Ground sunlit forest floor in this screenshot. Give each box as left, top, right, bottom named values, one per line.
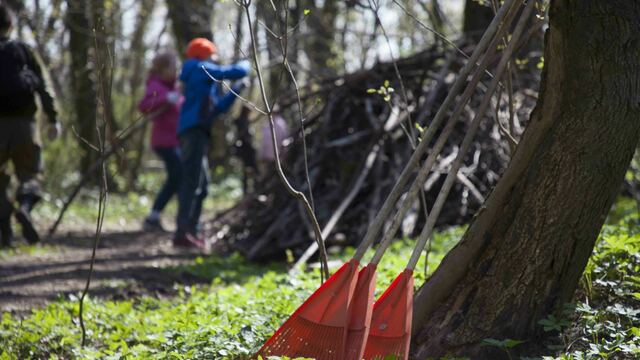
left=0, top=196, right=638, bottom=359
left=0, top=176, right=242, bottom=312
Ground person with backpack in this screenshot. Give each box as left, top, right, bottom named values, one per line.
left=174, top=38, right=250, bottom=249
left=0, top=4, right=59, bottom=247
left=138, top=52, right=182, bottom=232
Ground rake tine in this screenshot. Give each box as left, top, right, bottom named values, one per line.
left=254, top=259, right=359, bottom=359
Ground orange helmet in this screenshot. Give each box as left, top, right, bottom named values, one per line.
left=186, top=38, right=217, bottom=60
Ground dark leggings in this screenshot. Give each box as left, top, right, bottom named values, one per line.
left=152, top=146, right=182, bottom=212
left=176, top=128, right=209, bottom=235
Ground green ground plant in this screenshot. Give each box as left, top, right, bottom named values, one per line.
left=0, top=200, right=637, bottom=359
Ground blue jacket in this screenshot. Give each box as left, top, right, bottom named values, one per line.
left=178, top=59, right=250, bottom=134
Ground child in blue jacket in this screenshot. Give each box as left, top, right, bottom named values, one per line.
left=174, top=38, right=250, bottom=248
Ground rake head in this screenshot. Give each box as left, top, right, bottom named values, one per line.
left=344, top=263, right=377, bottom=360
left=363, top=269, right=414, bottom=360
left=255, top=259, right=360, bottom=360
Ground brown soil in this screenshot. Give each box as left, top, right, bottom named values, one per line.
left=0, top=229, right=209, bottom=313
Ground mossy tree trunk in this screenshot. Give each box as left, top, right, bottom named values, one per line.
left=411, top=1, right=640, bottom=358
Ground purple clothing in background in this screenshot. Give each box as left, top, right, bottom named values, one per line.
left=138, top=74, right=181, bottom=148
left=259, top=114, right=290, bottom=161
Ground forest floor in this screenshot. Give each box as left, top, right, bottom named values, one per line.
left=0, top=194, right=638, bottom=359
left=0, top=228, right=208, bottom=313
left=0, top=181, right=241, bottom=313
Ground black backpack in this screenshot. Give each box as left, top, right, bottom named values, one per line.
left=0, top=39, right=41, bottom=111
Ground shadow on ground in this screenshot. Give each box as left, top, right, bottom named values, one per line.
left=0, top=230, right=209, bottom=312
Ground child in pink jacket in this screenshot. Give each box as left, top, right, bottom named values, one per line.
left=138, top=52, right=182, bottom=231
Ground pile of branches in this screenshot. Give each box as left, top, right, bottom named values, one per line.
left=212, top=44, right=540, bottom=261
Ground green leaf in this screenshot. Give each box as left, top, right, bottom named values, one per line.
left=303, top=9, right=311, bottom=16
left=482, top=338, right=507, bottom=348
left=504, top=339, right=526, bottom=348
left=482, top=338, right=525, bottom=349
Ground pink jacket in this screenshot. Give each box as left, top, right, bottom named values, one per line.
left=138, top=74, right=181, bottom=148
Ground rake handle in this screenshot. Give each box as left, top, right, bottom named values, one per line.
left=406, top=0, right=537, bottom=271
left=368, top=0, right=524, bottom=266
left=352, top=0, right=519, bottom=263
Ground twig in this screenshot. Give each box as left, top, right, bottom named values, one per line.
left=79, top=28, right=111, bottom=347
left=392, top=0, right=501, bottom=83
left=404, top=0, right=535, bottom=270
left=456, top=172, right=485, bottom=204
left=352, top=0, right=521, bottom=262
left=274, top=1, right=317, bottom=213
left=369, top=0, right=431, bottom=262
left=241, top=0, right=329, bottom=281
left=412, top=2, right=538, bottom=329
left=291, top=142, right=381, bottom=271
left=47, top=108, right=164, bottom=237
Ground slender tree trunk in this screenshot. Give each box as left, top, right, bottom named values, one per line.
left=90, top=0, right=120, bottom=165
left=125, top=0, right=157, bottom=189
left=411, top=1, right=640, bottom=358
left=301, top=0, right=339, bottom=77
left=257, top=0, right=285, bottom=100
left=166, top=0, right=215, bottom=57
left=232, top=3, right=244, bottom=62
left=463, top=0, right=494, bottom=41
left=20, top=0, right=65, bottom=100
left=256, top=0, right=299, bottom=102
left=65, top=0, right=98, bottom=173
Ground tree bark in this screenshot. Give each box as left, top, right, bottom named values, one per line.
left=411, top=1, right=640, bottom=358
left=256, top=0, right=301, bottom=102
left=463, top=0, right=494, bottom=41
left=301, top=0, right=339, bottom=77
left=166, top=0, right=215, bottom=57
left=65, top=0, right=98, bottom=173
left=90, top=0, right=120, bottom=164
left=125, top=0, right=157, bottom=189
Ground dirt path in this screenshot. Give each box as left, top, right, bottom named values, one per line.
left=0, top=230, right=208, bottom=313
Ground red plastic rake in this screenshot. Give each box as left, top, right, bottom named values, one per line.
left=364, top=269, right=414, bottom=360
left=255, top=259, right=359, bottom=359
left=344, top=263, right=377, bottom=360
left=254, top=1, right=522, bottom=356
left=360, top=1, right=532, bottom=357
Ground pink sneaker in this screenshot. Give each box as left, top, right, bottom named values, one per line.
left=186, top=232, right=206, bottom=248
left=173, top=232, right=205, bottom=249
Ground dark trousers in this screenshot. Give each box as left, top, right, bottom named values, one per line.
left=176, top=128, right=209, bottom=235
left=0, top=118, right=41, bottom=221
left=152, top=146, right=182, bottom=212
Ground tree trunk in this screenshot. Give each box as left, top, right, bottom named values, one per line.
left=90, top=0, right=120, bottom=166
left=257, top=0, right=293, bottom=101
left=301, top=0, right=339, bottom=77
left=411, top=1, right=640, bottom=358
left=463, top=0, right=494, bottom=41
left=125, top=0, right=157, bottom=189
left=65, top=0, right=98, bottom=173
left=166, top=0, right=215, bottom=57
